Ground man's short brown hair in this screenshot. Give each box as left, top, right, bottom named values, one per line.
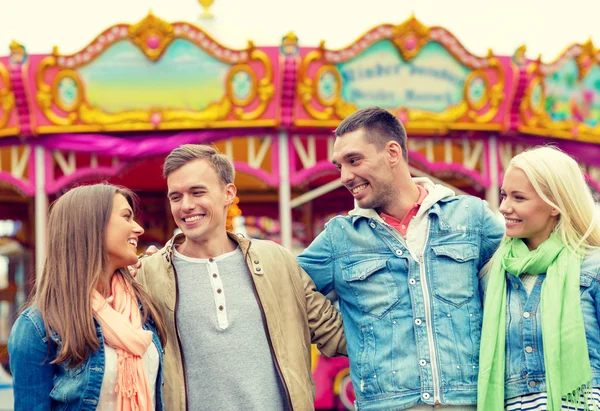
left=163, top=144, right=235, bottom=185
left=335, top=106, right=408, bottom=161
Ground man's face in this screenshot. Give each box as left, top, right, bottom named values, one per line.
left=332, top=128, right=395, bottom=210
left=167, top=159, right=235, bottom=245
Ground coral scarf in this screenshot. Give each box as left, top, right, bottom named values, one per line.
left=92, top=273, right=154, bottom=411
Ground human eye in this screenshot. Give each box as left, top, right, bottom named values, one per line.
left=169, top=195, right=181, bottom=202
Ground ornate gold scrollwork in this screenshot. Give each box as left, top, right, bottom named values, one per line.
left=128, top=12, right=174, bottom=61
left=465, top=58, right=505, bottom=123
left=230, top=49, right=275, bottom=121
left=0, top=62, right=15, bottom=130
left=297, top=49, right=334, bottom=120
left=576, top=39, right=597, bottom=80
left=51, top=70, right=84, bottom=113
left=37, top=57, right=78, bottom=126
left=226, top=64, right=258, bottom=107
left=391, top=14, right=431, bottom=62
left=313, top=65, right=342, bottom=107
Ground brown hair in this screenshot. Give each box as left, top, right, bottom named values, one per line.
left=163, top=144, right=235, bottom=185
left=33, top=183, right=166, bottom=367
left=335, top=106, right=408, bottom=161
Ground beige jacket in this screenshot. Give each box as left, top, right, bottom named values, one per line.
left=136, top=232, right=347, bottom=411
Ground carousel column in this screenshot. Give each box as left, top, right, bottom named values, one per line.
left=278, top=130, right=293, bottom=250
left=34, top=146, right=48, bottom=281
left=486, top=136, right=499, bottom=214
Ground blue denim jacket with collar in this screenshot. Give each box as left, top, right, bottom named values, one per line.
left=8, top=305, right=165, bottom=411
left=496, top=251, right=600, bottom=399
left=298, top=186, right=504, bottom=410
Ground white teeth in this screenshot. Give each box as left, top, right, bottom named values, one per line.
left=128, top=239, right=137, bottom=247
left=505, top=219, right=521, bottom=224
left=351, top=184, right=368, bottom=194
left=184, top=215, right=203, bottom=222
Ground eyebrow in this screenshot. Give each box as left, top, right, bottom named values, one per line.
left=331, top=151, right=364, bottom=165
left=167, top=185, right=208, bottom=198
left=500, top=189, right=526, bottom=195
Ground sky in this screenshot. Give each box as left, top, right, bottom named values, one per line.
left=2, top=0, right=600, bottom=59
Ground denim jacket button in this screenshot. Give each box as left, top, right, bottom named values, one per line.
left=523, top=312, right=530, bottom=318
left=415, top=319, right=422, bottom=325
left=419, top=359, right=427, bottom=366
left=408, top=278, right=416, bottom=285
left=395, top=250, right=403, bottom=256
left=529, top=380, right=537, bottom=388
left=369, top=222, right=376, bottom=229
left=422, top=393, right=431, bottom=400
left=525, top=346, right=533, bottom=353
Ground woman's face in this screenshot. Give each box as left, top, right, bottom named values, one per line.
left=499, top=167, right=559, bottom=250
left=105, top=194, right=144, bottom=271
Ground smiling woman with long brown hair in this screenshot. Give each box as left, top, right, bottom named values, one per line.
left=8, top=183, right=167, bottom=410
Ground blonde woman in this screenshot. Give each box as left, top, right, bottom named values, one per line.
left=8, top=184, right=167, bottom=410
left=477, top=146, right=600, bottom=410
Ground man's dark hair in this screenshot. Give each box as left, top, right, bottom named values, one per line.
left=335, top=106, right=408, bottom=161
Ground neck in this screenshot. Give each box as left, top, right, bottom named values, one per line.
left=178, top=230, right=237, bottom=259
left=377, top=175, right=420, bottom=220
left=96, top=270, right=116, bottom=298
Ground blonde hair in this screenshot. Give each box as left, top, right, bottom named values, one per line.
left=508, top=145, right=600, bottom=253
left=33, top=183, right=166, bottom=367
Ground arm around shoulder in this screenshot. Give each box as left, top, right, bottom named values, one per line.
left=480, top=200, right=504, bottom=267
left=297, top=226, right=337, bottom=295
left=8, top=311, right=56, bottom=410
left=282, top=246, right=346, bottom=358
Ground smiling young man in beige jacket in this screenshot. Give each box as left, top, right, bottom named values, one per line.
left=136, top=144, right=346, bottom=411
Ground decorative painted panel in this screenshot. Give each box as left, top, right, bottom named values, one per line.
left=294, top=16, right=515, bottom=132
left=519, top=40, right=600, bottom=143
left=30, top=13, right=280, bottom=134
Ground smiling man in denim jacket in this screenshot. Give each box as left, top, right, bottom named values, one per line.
left=297, top=106, right=504, bottom=411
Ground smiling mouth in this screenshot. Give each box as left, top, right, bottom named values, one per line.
left=350, top=183, right=369, bottom=195
left=127, top=239, right=137, bottom=247
left=183, top=215, right=205, bottom=223
left=505, top=218, right=522, bottom=224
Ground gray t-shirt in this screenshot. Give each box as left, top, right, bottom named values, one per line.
left=173, top=246, right=288, bottom=411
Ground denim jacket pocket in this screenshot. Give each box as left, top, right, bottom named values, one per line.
left=342, top=258, right=400, bottom=319
left=49, top=362, right=86, bottom=405
left=430, top=243, right=478, bottom=307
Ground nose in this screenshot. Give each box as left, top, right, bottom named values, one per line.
left=498, top=197, right=511, bottom=215
left=133, top=220, right=145, bottom=236
left=340, top=166, right=355, bottom=185
left=181, top=194, right=195, bottom=211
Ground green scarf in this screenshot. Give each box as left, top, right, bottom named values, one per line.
left=477, top=233, right=591, bottom=411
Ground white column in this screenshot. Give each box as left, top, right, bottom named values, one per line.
left=485, top=136, right=500, bottom=214
left=34, top=146, right=48, bottom=281
left=278, top=131, right=292, bottom=250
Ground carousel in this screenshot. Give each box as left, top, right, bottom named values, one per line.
left=0, top=10, right=599, bottom=409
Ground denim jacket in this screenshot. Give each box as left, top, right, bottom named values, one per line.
left=497, top=251, right=600, bottom=399
left=8, top=306, right=165, bottom=411
left=298, top=182, right=504, bottom=410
